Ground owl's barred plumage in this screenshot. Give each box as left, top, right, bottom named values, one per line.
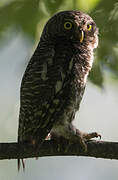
left=18, top=10, right=100, bottom=170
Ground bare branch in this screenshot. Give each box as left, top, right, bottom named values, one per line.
left=0, top=139, right=118, bottom=160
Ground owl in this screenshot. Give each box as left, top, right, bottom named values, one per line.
left=17, top=10, right=100, bottom=170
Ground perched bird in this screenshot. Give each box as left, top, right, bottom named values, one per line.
left=18, top=10, right=100, bottom=170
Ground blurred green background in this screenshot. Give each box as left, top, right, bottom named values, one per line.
left=0, top=0, right=118, bottom=179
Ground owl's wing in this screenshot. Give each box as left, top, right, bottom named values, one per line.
left=18, top=43, right=73, bottom=144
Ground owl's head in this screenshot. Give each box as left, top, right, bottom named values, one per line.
left=41, top=10, right=98, bottom=49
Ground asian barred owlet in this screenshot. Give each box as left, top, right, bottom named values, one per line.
left=18, top=10, right=100, bottom=169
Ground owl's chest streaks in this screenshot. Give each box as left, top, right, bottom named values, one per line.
left=21, top=41, right=75, bottom=99
left=19, top=40, right=88, bottom=141
left=21, top=41, right=88, bottom=117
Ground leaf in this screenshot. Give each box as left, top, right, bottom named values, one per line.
left=0, top=0, right=40, bottom=38
left=43, top=0, right=63, bottom=15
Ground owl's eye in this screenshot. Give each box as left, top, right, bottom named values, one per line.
left=64, top=21, right=72, bottom=30
left=87, top=24, right=92, bottom=31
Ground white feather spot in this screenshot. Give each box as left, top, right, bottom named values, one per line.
left=61, top=71, right=65, bottom=81
left=69, top=58, right=73, bottom=70
left=47, top=58, right=53, bottom=65
left=53, top=99, right=59, bottom=105
left=55, top=81, right=62, bottom=93
left=42, top=113, right=45, bottom=118
left=42, top=102, right=50, bottom=109
left=35, top=110, right=42, bottom=116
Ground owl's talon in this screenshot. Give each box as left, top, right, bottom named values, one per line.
left=75, top=129, right=101, bottom=151
left=90, top=132, right=101, bottom=140
left=82, top=131, right=101, bottom=141
left=94, top=133, right=101, bottom=140
left=98, top=134, right=101, bottom=140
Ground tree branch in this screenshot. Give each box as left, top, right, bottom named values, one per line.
left=0, top=139, right=118, bottom=160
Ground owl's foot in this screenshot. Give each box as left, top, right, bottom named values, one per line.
left=75, top=129, right=101, bottom=151
left=66, top=129, right=101, bottom=152
left=76, top=129, right=101, bottom=141
left=50, top=130, right=88, bottom=152
left=51, top=124, right=101, bottom=152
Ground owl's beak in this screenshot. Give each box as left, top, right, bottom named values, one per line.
left=80, top=30, right=84, bottom=43
left=74, top=29, right=84, bottom=43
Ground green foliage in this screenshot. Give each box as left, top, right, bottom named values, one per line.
left=0, top=0, right=41, bottom=38
left=43, top=0, right=63, bottom=15
left=0, top=0, right=118, bottom=87
left=89, top=0, right=118, bottom=86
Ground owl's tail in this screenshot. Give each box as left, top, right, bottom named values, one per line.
left=17, top=159, right=25, bottom=171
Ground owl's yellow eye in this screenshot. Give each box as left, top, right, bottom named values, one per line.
left=64, top=21, right=72, bottom=30
left=87, top=24, right=92, bottom=31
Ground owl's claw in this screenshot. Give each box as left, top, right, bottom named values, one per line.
left=75, top=129, right=101, bottom=151
left=50, top=127, right=101, bottom=152
left=82, top=132, right=101, bottom=141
